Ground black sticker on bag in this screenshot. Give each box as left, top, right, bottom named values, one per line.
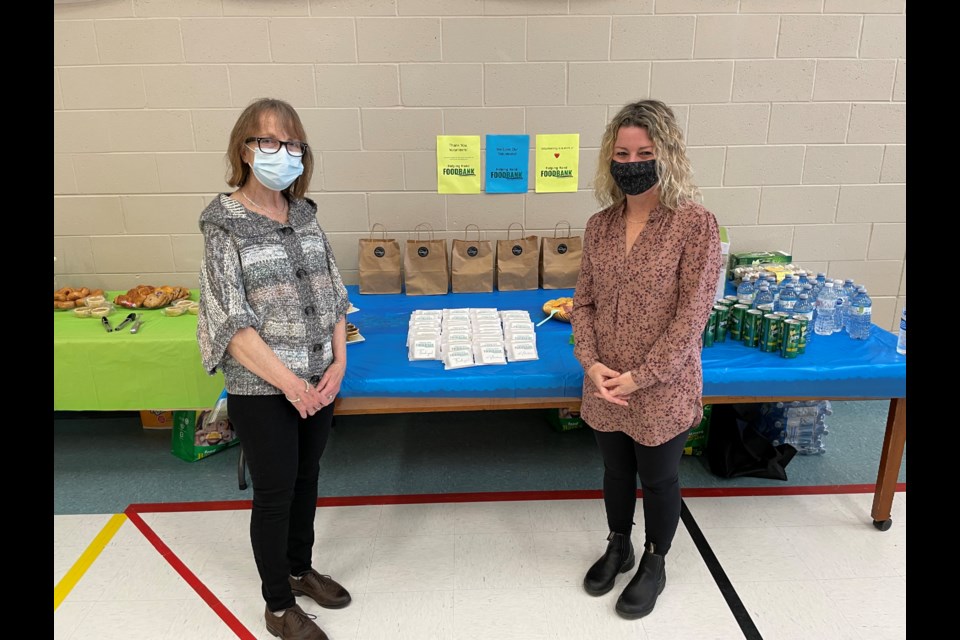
left=512, top=245, right=523, bottom=256
left=467, top=246, right=478, bottom=257
left=374, top=246, right=385, bottom=258
left=557, top=243, right=567, bottom=254
left=417, top=246, right=429, bottom=257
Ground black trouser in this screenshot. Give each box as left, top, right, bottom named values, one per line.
left=228, top=394, right=333, bottom=612
left=591, top=427, right=689, bottom=556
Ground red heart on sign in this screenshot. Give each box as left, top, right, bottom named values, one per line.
left=554, top=153, right=560, bottom=158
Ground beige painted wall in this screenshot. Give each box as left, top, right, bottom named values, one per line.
left=54, top=0, right=906, bottom=330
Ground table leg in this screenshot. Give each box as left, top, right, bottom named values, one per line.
left=870, top=397, right=906, bottom=531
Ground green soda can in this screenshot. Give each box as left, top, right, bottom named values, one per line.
left=780, top=319, right=802, bottom=359
left=760, top=313, right=782, bottom=353
left=729, top=304, right=749, bottom=341
left=703, top=309, right=716, bottom=347
left=792, top=314, right=809, bottom=354
left=742, top=309, right=763, bottom=347
left=712, top=305, right=729, bottom=343
left=724, top=295, right=740, bottom=306
left=756, top=303, right=775, bottom=314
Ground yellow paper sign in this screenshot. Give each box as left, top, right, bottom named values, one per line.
left=437, top=135, right=481, bottom=194
left=535, top=134, right=579, bottom=193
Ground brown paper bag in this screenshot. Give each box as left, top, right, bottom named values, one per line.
left=540, top=221, right=583, bottom=289
left=403, top=223, right=449, bottom=296
left=496, top=223, right=539, bottom=291
left=451, top=224, right=495, bottom=293
left=358, top=223, right=402, bottom=294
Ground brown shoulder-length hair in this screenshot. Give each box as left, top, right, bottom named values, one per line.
left=593, top=99, right=699, bottom=212
left=225, top=98, right=314, bottom=199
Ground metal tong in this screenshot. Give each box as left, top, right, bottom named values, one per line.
left=114, top=312, right=138, bottom=332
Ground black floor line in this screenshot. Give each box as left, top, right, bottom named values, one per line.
left=680, top=499, right=763, bottom=640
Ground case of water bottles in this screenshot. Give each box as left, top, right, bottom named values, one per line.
left=757, top=400, right=833, bottom=455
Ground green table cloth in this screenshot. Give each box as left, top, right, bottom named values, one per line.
left=54, top=290, right=224, bottom=411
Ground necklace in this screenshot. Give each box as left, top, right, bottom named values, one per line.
left=239, top=190, right=287, bottom=220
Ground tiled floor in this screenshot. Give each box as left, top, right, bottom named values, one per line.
left=53, top=492, right=906, bottom=640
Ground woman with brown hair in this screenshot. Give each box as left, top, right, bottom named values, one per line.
left=197, top=98, right=351, bottom=640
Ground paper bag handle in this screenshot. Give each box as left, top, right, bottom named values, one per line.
left=506, top=222, right=525, bottom=240
left=414, top=222, right=435, bottom=241
left=369, top=222, right=388, bottom=240
left=464, top=224, right=481, bottom=241
left=554, top=221, right=571, bottom=238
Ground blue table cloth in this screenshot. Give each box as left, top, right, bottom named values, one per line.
left=340, top=286, right=906, bottom=400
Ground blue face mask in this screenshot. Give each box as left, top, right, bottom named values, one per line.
left=248, top=147, right=304, bottom=192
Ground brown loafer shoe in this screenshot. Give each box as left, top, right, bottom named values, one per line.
left=264, top=604, right=328, bottom=640
left=290, top=569, right=352, bottom=609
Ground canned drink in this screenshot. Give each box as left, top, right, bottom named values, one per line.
left=742, top=309, right=763, bottom=348
left=792, top=314, right=809, bottom=354
left=774, top=311, right=792, bottom=320
left=703, top=309, right=716, bottom=348
left=756, top=303, right=775, bottom=314
left=780, top=319, right=802, bottom=358
left=760, top=313, right=782, bottom=353
left=729, top=304, right=750, bottom=341
left=724, top=295, right=740, bottom=305
left=712, top=305, right=729, bottom=343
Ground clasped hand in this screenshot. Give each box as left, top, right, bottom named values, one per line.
left=587, top=363, right=639, bottom=407
left=287, top=361, right=344, bottom=419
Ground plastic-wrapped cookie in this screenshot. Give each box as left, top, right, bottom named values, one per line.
left=162, top=305, right=188, bottom=317
left=72, top=306, right=93, bottom=318
left=89, top=306, right=113, bottom=318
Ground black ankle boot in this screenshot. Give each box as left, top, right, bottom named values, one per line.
left=615, top=542, right=666, bottom=619
left=583, top=532, right=635, bottom=596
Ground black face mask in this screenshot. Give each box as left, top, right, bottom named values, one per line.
left=610, top=159, right=658, bottom=196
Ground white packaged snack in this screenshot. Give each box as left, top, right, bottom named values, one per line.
left=500, top=310, right=531, bottom=322
left=409, top=336, right=440, bottom=360
left=443, top=349, right=476, bottom=370
left=442, top=341, right=474, bottom=357
left=507, top=321, right=535, bottom=333
left=506, top=340, right=539, bottom=362
left=506, top=331, right=536, bottom=344
left=444, top=329, right=473, bottom=343
left=475, top=340, right=507, bottom=365
left=407, top=327, right=440, bottom=347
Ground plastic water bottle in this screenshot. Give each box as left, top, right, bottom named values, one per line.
left=737, top=275, right=756, bottom=306
left=896, top=307, right=906, bottom=355
left=753, top=282, right=775, bottom=311
left=840, top=279, right=858, bottom=331
left=776, top=283, right=798, bottom=313
left=846, top=286, right=873, bottom=340
left=832, top=279, right=847, bottom=333
left=816, top=272, right=827, bottom=288
left=765, top=273, right=780, bottom=300
left=814, top=282, right=838, bottom=335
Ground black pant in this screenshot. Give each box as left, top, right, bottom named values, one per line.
left=591, top=427, right=689, bottom=556
left=229, top=394, right=333, bottom=612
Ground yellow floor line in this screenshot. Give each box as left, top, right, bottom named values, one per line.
left=54, top=513, right=127, bottom=611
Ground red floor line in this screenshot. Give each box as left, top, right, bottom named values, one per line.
left=124, top=507, right=256, bottom=640
left=126, top=483, right=906, bottom=513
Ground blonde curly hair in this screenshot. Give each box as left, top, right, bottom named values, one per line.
left=594, top=100, right=699, bottom=212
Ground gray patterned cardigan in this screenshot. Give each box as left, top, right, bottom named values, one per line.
left=197, top=194, right=350, bottom=396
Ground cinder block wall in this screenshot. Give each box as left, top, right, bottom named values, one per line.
left=54, top=0, right=906, bottom=330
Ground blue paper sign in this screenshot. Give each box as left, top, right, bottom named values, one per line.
left=485, top=134, right=529, bottom=193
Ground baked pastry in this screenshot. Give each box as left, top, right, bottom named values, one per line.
left=542, top=297, right=574, bottom=322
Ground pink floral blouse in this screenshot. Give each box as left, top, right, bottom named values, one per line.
left=571, top=199, right=723, bottom=446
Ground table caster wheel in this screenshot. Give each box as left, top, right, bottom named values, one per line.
left=873, top=519, right=892, bottom=531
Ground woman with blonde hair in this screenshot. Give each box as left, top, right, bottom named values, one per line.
left=571, top=99, right=723, bottom=620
